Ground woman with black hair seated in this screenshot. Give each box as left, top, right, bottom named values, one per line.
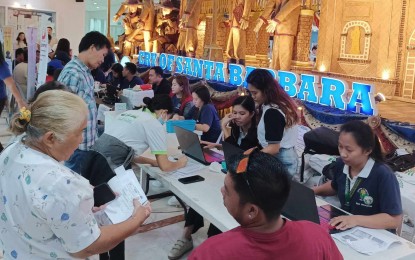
left=192, top=85, right=221, bottom=143
left=202, top=95, right=259, bottom=151
left=313, top=120, right=402, bottom=231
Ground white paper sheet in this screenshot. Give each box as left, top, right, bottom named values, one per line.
left=331, top=227, right=401, bottom=255
left=160, top=161, right=205, bottom=180
left=104, top=167, right=148, bottom=224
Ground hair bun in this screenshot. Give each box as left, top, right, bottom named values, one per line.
left=143, top=97, right=152, bottom=106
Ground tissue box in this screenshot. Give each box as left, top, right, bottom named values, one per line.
left=166, top=120, right=196, bottom=133
left=139, top=84, right=152, bottom=90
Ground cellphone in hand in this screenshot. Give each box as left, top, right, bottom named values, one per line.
left=178, top=175, right=205, bottom=184
left=93, top=183, right=116, bottom=207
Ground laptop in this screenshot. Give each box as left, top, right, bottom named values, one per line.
left=281, top=180, right=347, bottom=231
left=174, top=126, right=224, bottom=165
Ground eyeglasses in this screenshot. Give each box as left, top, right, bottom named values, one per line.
left=236, top=147, right=258, bottom=201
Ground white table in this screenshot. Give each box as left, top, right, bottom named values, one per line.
left=121, top=89, right=154, bottom=108
left=138, top=135, right=415, bottom=259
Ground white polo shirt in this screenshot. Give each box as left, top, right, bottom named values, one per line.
left=257, top=104, right=298, bottom=149
left=104, top=109, right=167, bottom=156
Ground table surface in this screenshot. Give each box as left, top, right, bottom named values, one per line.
left=138, top=134, right=415, bottom=259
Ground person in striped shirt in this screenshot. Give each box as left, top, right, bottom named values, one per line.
left=58, top=31, right=111, bottom=174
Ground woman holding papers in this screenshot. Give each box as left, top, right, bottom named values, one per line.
left=246, top=69, right=300, bottom=178
left=313, top=120, right=402, bottom=231
left=0, top=90, right=151, bottom=259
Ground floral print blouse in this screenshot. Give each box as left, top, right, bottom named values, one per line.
left=0, top=142, right=101, bottom=259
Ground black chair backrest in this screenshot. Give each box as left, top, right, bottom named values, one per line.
left=81, top=150, right=116, bottom=186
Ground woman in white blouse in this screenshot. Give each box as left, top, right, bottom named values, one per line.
left=246, top=69, right=300, bottom=178
left=0, top=90, right=151, bottom=259
left=15, top=32, right=27, bottom=49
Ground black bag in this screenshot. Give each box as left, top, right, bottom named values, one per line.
left=322, top=161, right=338, bottom=180
left=385, top=152, right=415, bottom=172
left=300, top=127, right=340, bottom=182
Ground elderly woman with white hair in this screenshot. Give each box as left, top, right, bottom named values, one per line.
left=0, top=90, right=151, bottom=259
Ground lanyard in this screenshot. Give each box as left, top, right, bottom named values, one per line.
left=344, top=177, right=363, bottom=208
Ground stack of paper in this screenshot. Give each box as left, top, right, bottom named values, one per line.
left=331, top=227, right=401, bottom=255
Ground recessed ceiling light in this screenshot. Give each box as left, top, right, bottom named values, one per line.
left=94, top=2, right=97, bottom=4
left=96, top=6, right=100, bottom=9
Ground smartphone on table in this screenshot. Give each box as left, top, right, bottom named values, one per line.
left=178, top=175, right=205, bottom=184
left=93, top=183, right=116, bottom=207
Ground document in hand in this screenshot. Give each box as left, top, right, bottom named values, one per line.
left=331, top=227, right=401, bottom=255
left=104, top=166, right=148, bottom=224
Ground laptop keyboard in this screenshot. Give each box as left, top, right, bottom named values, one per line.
left=205, top=153, right=223, bottom=163
left=204, top=149, right=224, bottom=159
left=318, top=207, right=332, bottom=231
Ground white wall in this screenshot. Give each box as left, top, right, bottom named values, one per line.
left=0, top=0, right=85, bottom=54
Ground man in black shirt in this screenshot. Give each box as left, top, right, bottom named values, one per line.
left=149, top=66, right=171, bottom=95
left=120, top=62, right=143, bottom=89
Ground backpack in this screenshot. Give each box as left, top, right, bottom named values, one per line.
left=300, top=127, right=340, bottom=182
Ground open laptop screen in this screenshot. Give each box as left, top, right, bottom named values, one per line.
left=281, top=180, right=320, bottom=224
left=174, top=126, right=207, bottom=164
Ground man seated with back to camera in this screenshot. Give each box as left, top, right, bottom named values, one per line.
left=148, top=66, right=172, bottom=95
left=120, top=62, right=143, bottom=89
left=189, top=149, right=343, bottom=260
